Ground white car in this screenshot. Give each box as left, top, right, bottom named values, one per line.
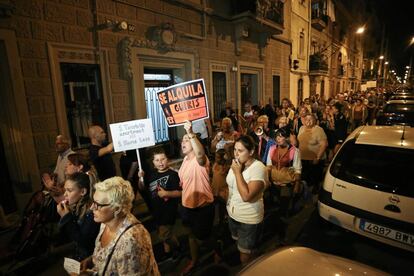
left=318, top=125, right=414, bottom=252
left=239, top=246, right=388, bottom=275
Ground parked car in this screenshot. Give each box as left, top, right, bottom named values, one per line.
left=239, top=246, right=388, bottom=275
left=389, top=95, right=414, bottom=101
left=318, top=125, right=414, bottom=252
left=376, top=100, right=414, bottom=126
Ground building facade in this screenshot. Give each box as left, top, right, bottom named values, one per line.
left=0, top=0, right=293, bottom=210
left=309, top=0, right=364, bottom=99
left=289, top=0, right=310, bottom=107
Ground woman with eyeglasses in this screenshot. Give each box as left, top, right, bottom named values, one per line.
left=57, top=172, right=100, bottom=261
left=79, top=176, right=159, bottom=276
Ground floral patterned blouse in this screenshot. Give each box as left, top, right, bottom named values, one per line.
left=91, top=213, right=160, bottom=276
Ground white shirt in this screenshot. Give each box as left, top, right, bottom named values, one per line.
left=192, top=120, right=209, bottom=139
left=226, top=160, right=266, bottom=224
left=243, top=110, right=253, bottom=118
left=54, top=148, right=75, bottom=184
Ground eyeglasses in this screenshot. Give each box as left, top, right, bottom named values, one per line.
left=91, top=200, right=111, bottom=210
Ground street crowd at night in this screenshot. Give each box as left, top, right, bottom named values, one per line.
left=2, top=86, right=411, bottom=275
left=0, top=0, right=413, bottom=275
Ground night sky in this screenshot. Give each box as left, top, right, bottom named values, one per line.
left=372, top=0, right=413, bottom=76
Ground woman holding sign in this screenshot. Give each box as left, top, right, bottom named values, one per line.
left=179, top=121, right=218, bottom=274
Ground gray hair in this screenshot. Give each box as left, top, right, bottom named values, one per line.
left=94, top=177, right=134, bottom=216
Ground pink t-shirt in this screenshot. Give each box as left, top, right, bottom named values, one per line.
left=179, top=155, right=214, bottom=208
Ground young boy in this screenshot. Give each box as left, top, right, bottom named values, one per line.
left=138, top=148, right=181, bottom=260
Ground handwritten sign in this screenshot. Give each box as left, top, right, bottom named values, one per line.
left=157, top=79, right=209, bottom=126
left=109, top=118, right=155, bottom=152
left=64, top=257, right=80, bottom=274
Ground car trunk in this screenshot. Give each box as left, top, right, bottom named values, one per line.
left=329, top=140, right=414, bottom=224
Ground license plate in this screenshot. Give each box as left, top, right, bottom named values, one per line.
left=359, top=219, right=414, bottom=247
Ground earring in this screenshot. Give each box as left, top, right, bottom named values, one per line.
left=114, top=210, right=120, bottom=217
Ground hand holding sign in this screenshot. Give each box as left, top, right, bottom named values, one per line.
left=183, top=120, right=193, bottom=135
left=157, top=79, right=209, bottom=127
left=110, top=119, right=156, bottom=185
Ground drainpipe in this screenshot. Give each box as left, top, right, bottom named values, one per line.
left=91, top=0, right=100, bottom=54
left=307, top=0, right=312, bottom=97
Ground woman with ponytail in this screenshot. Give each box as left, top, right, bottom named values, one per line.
left=57, top=172, right=100, bottom=261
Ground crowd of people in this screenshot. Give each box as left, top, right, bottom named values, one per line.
left=5, top=89, right=386, bottom=275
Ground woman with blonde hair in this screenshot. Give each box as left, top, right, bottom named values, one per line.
left=79, top=177, right=159, bottom=276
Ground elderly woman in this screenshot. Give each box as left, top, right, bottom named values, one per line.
left=179, top=121, right=217, bottom=274
left=297, top=114, right=328, bottom=194
left=211, top=117, right=240, bottom=152
left=80, top=177, right=159, bottom=276
left=248, top=115, right=275, bottom=162
left=226, top=135, right=267, bottom=265
left=57, top=172, right=100, bottom=261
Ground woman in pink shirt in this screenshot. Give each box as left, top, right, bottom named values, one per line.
left=179, top=121, right=216, bottom=274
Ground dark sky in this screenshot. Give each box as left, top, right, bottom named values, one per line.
left=372, top=0, right=413, bottom=76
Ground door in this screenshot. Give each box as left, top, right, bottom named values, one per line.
left=0, top=41, right=17, bottom=213
left=273, top=75, right=280, bottom=106
left=144, top=68, right=181, bottom=157
left=241, top=73, right=259, bottom=106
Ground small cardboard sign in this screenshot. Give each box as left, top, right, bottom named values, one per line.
left=64, top=257, right=80, bottom=274
left=109, top=118, right=155, bottom=152
left=157, top=79, right=209, bottom=127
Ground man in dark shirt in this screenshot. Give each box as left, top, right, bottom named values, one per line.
left=332, top=102, right=348, bottom=154
left=88, top=125, right=116, bottom=181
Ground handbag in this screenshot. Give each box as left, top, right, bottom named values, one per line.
left=271, top=167, right=296, bottom=185
left=102, top=222, right=140, bottom=276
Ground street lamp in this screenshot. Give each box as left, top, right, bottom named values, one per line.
left=379, top=55, right=384, bottom=60
left=356, top=26, right=365, bottom=34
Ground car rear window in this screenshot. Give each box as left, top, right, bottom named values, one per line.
left=383, top=104, right=414, bottom=113
left=330, top=139, right=414, bottom=197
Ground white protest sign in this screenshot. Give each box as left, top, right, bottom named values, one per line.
left=64, top=257, right=81, bottom=274
left=110, top=118, right=156, bottom=152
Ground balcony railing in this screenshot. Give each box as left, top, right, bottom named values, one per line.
left=311, top=0, right=328, bottom=31
left=311, top=11, right=328, bottom=31
left=309, top=54, right=328, bottom=72
left=231, top=0, right=284, bottom=26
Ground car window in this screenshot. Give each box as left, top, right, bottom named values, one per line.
left=383, top=104, right=414, bottom=113
left=330, top=140, right=414, bottom=197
